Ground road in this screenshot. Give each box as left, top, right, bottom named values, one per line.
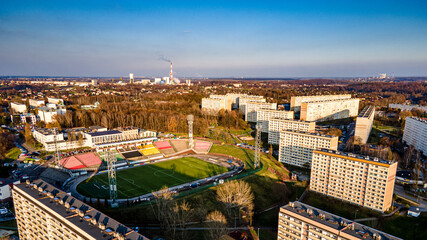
left=394, top=185, right=427, bottom=210
left=338, top=122, right=355, bottom=151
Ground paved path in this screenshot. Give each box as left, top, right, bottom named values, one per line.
left=394, top=185, right=427, bottom=210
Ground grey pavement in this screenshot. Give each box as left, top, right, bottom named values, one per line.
left=394, top=185, right=427, bottom=210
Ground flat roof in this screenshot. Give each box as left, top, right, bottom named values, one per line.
left=408, top=117, right=427, bottom=124
left=14, top=179, right=149, bottom=240
left=281, top=129, right=336, bottom=139
left=303, top=98, right=359, bottom=104
left=358, top=105, right=375, bottom=118
left=34, top=127, right=60, bottom=135
left=86, top=130, right=122, bottom=137
left=270, top=117, right=313, bottom=124
left=314, top=149, right=395, bottom=167
left=281, top=201, right=402, bottom=240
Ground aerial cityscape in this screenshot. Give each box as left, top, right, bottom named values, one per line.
left=0, top=1, right=427, bottom=240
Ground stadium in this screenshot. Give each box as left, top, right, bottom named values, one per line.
left=70, top=139, right=245, bottom=200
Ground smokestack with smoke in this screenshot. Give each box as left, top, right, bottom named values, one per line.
left=158, top=55, right=171, bottom=63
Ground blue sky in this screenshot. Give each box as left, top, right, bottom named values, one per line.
left=1, top=0, right=427, bottom=77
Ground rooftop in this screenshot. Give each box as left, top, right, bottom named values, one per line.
left=314, top=149, right=395, bottom=166
left=303, top=98, right=359, bottom=104
left=271, top=117, right=312, bottom=123
left=408, top=117, right=427, bottom=124
left=86, top=130, right=122, bottom=137
left=14, top=179, right=149, bottom=240
left=34, top=127, right=61, bottom=136
left=358, top=105, right=375, bottom=118
left=282, top=201, right=402, bottom=240
left=281, top=129, right=336, bottom=139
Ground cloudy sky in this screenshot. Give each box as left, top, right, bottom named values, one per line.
left=1, top=0, right=427, bottom=77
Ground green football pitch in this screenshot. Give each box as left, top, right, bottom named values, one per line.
left=77, top=157, right=228, bottom=199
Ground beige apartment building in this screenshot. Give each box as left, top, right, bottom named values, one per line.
left=290, top=94, right=352, bottom=112
left=242, top=102, right=277, bottom=122
left=354, top=105, right=375, bottom=144
left=402, top=117, right=427, bottom=156
left=10, top=102, right=27, bottom=113
left=268, top=119, right=315, bottom=145
left=300, top=98, right=360, bottom=122
left=278, top=201, right=402, bottom=240
left=12, top=179, right=149, bottom=240
left=278, top=130, right=338, bottom=167
left=310, top=149, right=397, bottom=212
left=201, top=96, right=232, bottom=112
left=257, top=109, right=294, bottom=133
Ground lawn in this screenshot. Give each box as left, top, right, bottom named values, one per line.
left=77, top=157, right=228, bottom=199
left=4, top=147, right=21, bottom=162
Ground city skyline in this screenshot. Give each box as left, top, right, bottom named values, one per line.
left=1, top=0, right=427, bottom=77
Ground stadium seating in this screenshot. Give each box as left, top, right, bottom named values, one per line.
left=170, top=140, right=189, bottom=152
left=75, top=153, right=102, bottom=167
left=154, top=141, right=173, bottom=149
left=59, top=156, right=86, bottom=170
left=140, top=145, right=161, bottom=156
left=195, top=140, right=212, bottom=151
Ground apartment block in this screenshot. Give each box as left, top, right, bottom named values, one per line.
left=278, top=130, right=338, bottom=167
left=242, top=102, right=277, bottom=122
left=47, top=97, right=64, bottom=105
left=29, top=99, right=45, bottom=108
left=268, top=119, right=315, bottom=145
left=38, top=106, right=67, bottom=123
left=402, top=117, right=427, bottom=156
left=257, top=109, right=294, bottom=133
left=10, top=102, right=27, bottom=113
left=13, top=179, right=149, bottom=240
left=201, top=96, right=231, bottom=112
left=291, top=94, right=352, bottom=112
left=354, top=106, right=375, bottom=144
left=278, top=201, right=402, bottom=240
left=300, top=98, right=360, bottom=122
left=311, top=149, right=397, bottom=212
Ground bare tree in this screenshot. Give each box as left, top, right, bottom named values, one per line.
left=205, top=210, right=228, bottom=240
left=216, top=180, right=254, bottom=225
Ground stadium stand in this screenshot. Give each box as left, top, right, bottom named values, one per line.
left=39, top=168, right=71, bottom=187
left=140, top=144, right=161, bottom=156
left=154, top=141, right=173, bottom=149
left=170, top=140, right=189, bottom=152
left=194, top=140, right=212, bottom=153
left=59, top=153, right=102, bottom=170
left=121, top=151, right=143, bottom=159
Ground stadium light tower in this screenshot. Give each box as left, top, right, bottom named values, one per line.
left=187, top=115, right=194, bottom=149
left=254, top=122, right=261, bottom=169
left=106, top=151, right=118, bottom=208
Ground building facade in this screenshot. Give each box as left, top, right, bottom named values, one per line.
left=291, top=94, right=352, bottom=112
left=201, top=96, right=231, bottom=112
left=242, top=102, right=277, bottom=122
left=278, top=201, right=402, bottom=240
left=47, top=97, right=64, bottom=105
left=402, top=117, right=427, bottom=156
left=268, top=119, right=316, bottom=145
left=256, top=109, right=294, bottom=133
left=278, top=130, right=338, bottom=167
left=310, top=149, right=397, bottom=212
left=10, top=102, right=27, bottom=113
left=38, top=106, right=67, bottom=123
left=354, top=105, right=375, bottom=144
left=13, top=179, right=149, bottom=240
left=29, top=99, right=45, bottom=108
left=300, top=98, right=360, bottom=122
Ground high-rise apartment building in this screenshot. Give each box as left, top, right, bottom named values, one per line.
left=12, top=179, right=149, bottom=240
left=268, top=119, right=315, bottom=145
left=278, top=130, right=338, bottom=167
left=278, top=201, right=402, bottom=240
left=242, top=102, right=277, bottom=122
left=402, top=117, right=427, bottom=156
left=201, top=95, right=232, bottom=112
left=300, top=98, right=359, bottom=122
left=311, top=149, right=397, bottom=212
left=256, top=109, right=293, bottom=132
left=354, top=106, right=375, bottom=144
left=291, top=94, right=352, bottom=112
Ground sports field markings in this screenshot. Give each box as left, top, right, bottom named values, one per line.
left=144, top=164, right=187, bottom=183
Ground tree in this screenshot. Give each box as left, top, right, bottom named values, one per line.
left=205, top=210, right=228, bottom=240
left=216, top=180, right=254, bottom=225
left=24, top=123, right=34, bottom=146
left=77, top=132, right=83, bottom=148
left=326, top=128, right=342, bottom=137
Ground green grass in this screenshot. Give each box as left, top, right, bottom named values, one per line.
left=374, top=124, right=401, bottom=136
left=77, top=157, right=228, bottom=199
left=4, top=147, right=21, bottom=162
left=210, top=144, right=255, bottom=169
left=368, top=127, right=382, bottom=144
